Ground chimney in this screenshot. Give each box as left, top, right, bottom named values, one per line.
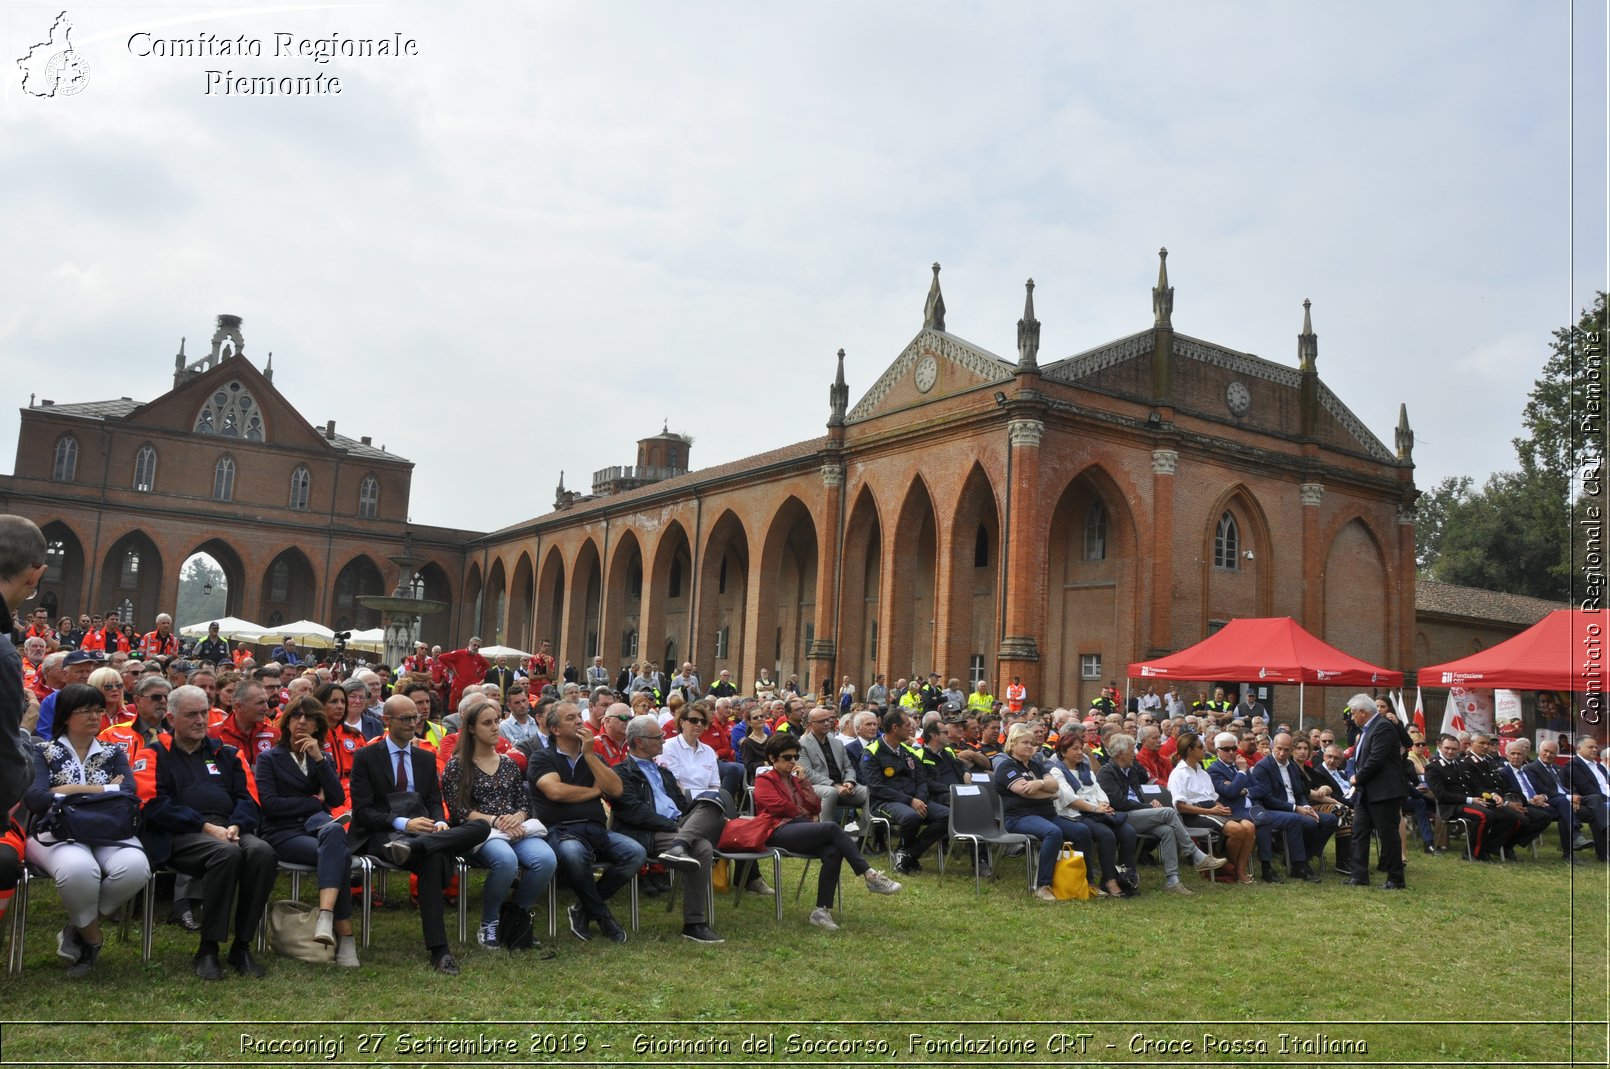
left=325, top=420, right=335, bottom=439
left=40, top=399, right=54, bottom=407
left=360, top=436, right=372, bottom=446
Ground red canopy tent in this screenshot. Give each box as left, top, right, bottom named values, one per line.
left=1419, top=608, right=1604, bottom=693
left=1128, top=617, right=1404, bottom=727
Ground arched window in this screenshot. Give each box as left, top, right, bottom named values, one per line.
left=289, top=466, right=311, bottom=511
left=132, top=445, right=156, bottom=492
left=194, top=381, right=264, bottom=441
left=269, top=559, right=290, bottom=602
left=213, top=455, right=236, bottom=501
left=358, top=475, right=379, bottom=519
left=52, top=435, right=78, bottom=481
left=1214, top=511, right=1240, bottom=569
left=1084, top=501, right=1108, bottom=561
left=119, top=548, right=141, bottom=589
left=44, top=539, right=65, bottom=582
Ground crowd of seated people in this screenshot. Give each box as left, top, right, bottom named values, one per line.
left=6, top=600, right=1606, bottom=980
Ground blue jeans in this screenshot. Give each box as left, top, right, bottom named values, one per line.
left=1005, top=813, right=1093, bottom=887
left=548, top=824, right=647, bottom=922
left=475, top=833, right=558, bottom=924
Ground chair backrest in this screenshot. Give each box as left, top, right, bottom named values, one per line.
left=949, top=783, right=1009, bottom=837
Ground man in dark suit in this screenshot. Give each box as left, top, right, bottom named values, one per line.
left=349, top=693, right=489, bottom=974
left=1565, top=736, right=1610, bottom=861
left=1346, top=693, right=1408, bottom=888
left=1497, top=739, right=1562, bottom=858
left=610, top=714, right=726, bottom=944
left=1248, top=733, right=1335, bottom=883
left=800, top=705, right=868, bottom=825
left=1426, top=734, right=1518, bottom=861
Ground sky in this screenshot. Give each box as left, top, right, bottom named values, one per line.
left=2, top=1, right=1604, bottom=535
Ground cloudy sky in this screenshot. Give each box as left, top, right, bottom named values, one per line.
left=2, top=1, right=1603, bottom=535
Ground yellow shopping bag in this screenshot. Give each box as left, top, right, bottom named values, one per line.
left=1049, top=845, right=1092, bottom=900
left=711, top=857, right=730, bottom=893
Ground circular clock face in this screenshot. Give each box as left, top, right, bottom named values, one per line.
left=915, top=355, right=938, bottom=393
left=1226, top=381, right=1251, bottom=416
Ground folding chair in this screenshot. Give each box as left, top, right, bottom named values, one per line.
left=943, top=783, right=1034, bottom=895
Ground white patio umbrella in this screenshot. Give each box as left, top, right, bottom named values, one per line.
left=477, top=645, right=530, bottom=661
left=343, top=628, right=386, bottom=654
left=178, top=616, right=264, bottom=641
left=270, top=620, right=338, bottom=645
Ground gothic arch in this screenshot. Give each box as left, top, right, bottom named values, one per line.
left=331, top=554, right=384, bottom=632
left=1044, top=464, right=1142, bottom=708
left=839, top=485, right=883, bottom=689
left=535, top=546, right=566, bottom=659
left=260, top=548, right=317, bottom=631
left=756, top=497, right=818, bottom=692
left=37, top=520, right=86, bottom=622
left=604, top=530, right=645, bottom=666
left=1199, top=483, right=1274, bottom=635
left=645, top=520, right=694, bottom=679
left=482, top=557, right=508, bottom=643
left=462, top=561, right=484, bottom=645
left=564, top=539, right=604, bottom=667
left=695, top=511, right=749, bottom=679
left=100, top=530, right=163, bottom=629
left=413, top=561, right=456, bottom=649
left=1323, top=517, right=1390, bottom=667
left=942, top=464, right=1001, bottom=689
left=180, top=538, right=248, bottom=623
left=508, top=551, right=535, bottom=651
left=885, top=475, right=939, bottom=679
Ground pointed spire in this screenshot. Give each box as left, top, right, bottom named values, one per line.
left=264, top=351, right=274, bottom=382
left=1298, top=297, right=1318, bottom=371
left=828, top=347, right=849, bottom=427
left=1016, top=278, right=1040, bottom=370
left=1152, top=248, right=1174, bottom=327
left=1395, top=403, right=1414, bottom=461
left=922, top=262, right=946, bottom=331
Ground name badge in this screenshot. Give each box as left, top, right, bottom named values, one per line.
left=204, top=761, right=221, bottom=776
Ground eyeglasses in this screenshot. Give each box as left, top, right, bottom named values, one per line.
left=388, top=714, right=421, bottom=724
left=101, top=683, right=123, bottom=692
left=287, top=711, right=317, bottom=722
left=683, top=717, right=707, bottom=726
left=775, top=754, right=799, bottom=763
left=610, top=714, right=632, bottom=722
left=1216, top=744, right=1236, bottom=750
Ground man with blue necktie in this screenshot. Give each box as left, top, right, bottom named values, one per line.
left=1498, top=739, right=1562, bottom=859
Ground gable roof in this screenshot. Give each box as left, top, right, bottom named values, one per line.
left=846, top=328, right=1016, bottom=422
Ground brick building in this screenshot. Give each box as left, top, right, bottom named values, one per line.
left=1, top=315, right=472, bottom=644
left=3, top=257, right=1428, bottom=711
left=464, top=254, right=1420, bottom=710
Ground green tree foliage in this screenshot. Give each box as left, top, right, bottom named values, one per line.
left=1416, top=293, right=1605, bottom=600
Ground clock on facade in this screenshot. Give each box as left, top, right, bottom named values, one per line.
left=1226, top=380, right=1251, bottom=416
left=914, top=355, right=938, bottom=393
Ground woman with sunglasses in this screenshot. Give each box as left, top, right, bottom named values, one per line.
left=255, top=693, right=358, bottom=965
left=1176, top=732, right=1255, bottom=885
left=753, top=731, right=900, bottom=929
left=24, top=683, right=151, bottom=977
left=659, top=701, right=726, bottom=805
left=87, top=666, right=132, bottom=728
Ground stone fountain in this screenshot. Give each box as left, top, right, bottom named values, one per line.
left=357, top=533, right=447, bottom=667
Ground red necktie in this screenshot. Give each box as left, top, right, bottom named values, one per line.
left=395, top=748, right=408, bottom=791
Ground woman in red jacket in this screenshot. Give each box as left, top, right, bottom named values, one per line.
left=752, top=732, right=901, bottom=930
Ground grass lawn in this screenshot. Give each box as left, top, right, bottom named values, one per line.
left=0, top=844, right=1604, bottom=1068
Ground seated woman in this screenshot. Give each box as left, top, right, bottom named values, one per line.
left=24, top=683, right=151, bottom=977
left=737, top=705, right=771, bottom=777
left=1049, top=733, right=1138, bottom=897
left=994, top=724, right=1098, bottom=901
left=87, top=667, right=131, bottom=729
left=442, top=694, right=556, bottom=951
left=1169, top=732, right=1254, bottom=886
left=255, top=693, right=358, bottom=965
left=752, top=732, right=900, bottom=930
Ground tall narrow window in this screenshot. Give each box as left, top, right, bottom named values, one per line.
left=358, top=475, right=379, bottom=519
left=269, top=559, right=290, bottom=602
left=973, top=525, right=990, bottom=568
left=213, top=455, right=236, bottom=501
left=52, top=435, right=78, bottom=482
left=120, top=548, right=141, bottom=589
left=1084, top=501, right=1108, bottom=560
left=133, top=446, right=156, bottom=492
left=1214, top=512, right=1240, bottom=569
left=668, top=558, right=683, bottom=598
left=1080, top=653, right=1102, bottom=680
left=969, top=654, right=985, bottom=688
left=289, top=466, right=311, bottom=511
left=44, top=539, right=65, bottom=582
left=714, top=626, right=729, bottom=659
left=718, top=557, right=728, bottom=594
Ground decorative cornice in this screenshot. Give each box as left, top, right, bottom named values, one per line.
left=845, top=330, right=1014, bottom=422
left=1042, top=331, right=1154, bottom=384
left=997, top=636, right=1040, bottom=661
left=820, top=463, right=844, bottom=487
left=1008, top=419, right=1045, bottom=447
left=1173, top=336, right=1303, bottom=388
left=1151, top=449, right=1179, bottom=475
left=1397, top=502, right=1417, bottom=525
left=1318, top=384, right=1394, bottom=461
left=1300, top=482, right=1325, bottom=507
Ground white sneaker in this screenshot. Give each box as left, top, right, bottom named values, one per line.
left=746, top=877, right=775, bottom=896
left=1194, top=853, right=1227, bottom=871
left=313, top=910, right=336, bottom=947
left=476, top=921, right=500, bottom=950
left=335, top=936, right=360, bottom=967
left=56, top=926, right=82, bottom=963
left=1033, top=885, right=1058, bottom=902
left=808, top=907, right=839, bottom=930
left=863, top=869, right=902, bottom=895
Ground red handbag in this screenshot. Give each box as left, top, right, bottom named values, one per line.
left=718, top=816, right=771, bottom=851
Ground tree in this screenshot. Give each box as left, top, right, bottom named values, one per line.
left=176, top=554, right=226, bottom=630
left=1417, top=293, right=1604, bottom=600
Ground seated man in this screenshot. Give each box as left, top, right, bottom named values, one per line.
left=1499, top=739, right=1562, bottom=857
left=528, top=701, right=646, bottom=942
left=1247, top=732, right=1336, bottom=883
left=1564, top=736, right=1610, bottom=862
left=800, top=705, right=869, bottom=825
left=1425, top=733, right=1522, bottom=860
left=610, top=715, right=726, bottom=943
left=140, top=684, right=276, bottom=981
left=1524, top=742, right=1588, bottom=863
left=860, top=709, right=948, bottom=874
left=349, top=694, right=490, bottom=975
